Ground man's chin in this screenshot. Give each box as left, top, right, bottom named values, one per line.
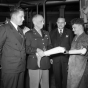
left=74, top=32, right=76, bottom=35
left=19, top=23, right=22, bottom=26
left=59, top=27, right=63, bottom=29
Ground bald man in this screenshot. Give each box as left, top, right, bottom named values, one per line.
left=25, top=14, right=51, bottom=88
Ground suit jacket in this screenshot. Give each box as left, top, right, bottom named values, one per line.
left=25, top=28, right=51, bottom=70
left=0, top=21, right=26, bottom=73
left=50, top=28, right=73, bottom=63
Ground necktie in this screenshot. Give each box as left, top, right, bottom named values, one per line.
left=60, top=29, right=63, bottom=36
left=17, top=27, right=23, bottom=38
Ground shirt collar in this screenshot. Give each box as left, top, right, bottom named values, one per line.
left=10, top=21, right=18, bottom=31
left=58, top=28, right=63, bottom=33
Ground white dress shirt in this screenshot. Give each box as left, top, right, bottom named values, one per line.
left=10, top=21, right=18, bottom=31
left=58, top=29, right=63, bottom=34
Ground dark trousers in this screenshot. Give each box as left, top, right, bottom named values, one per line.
left=2, top=71, right=24, bottom=88
left=53, top=57, right=68, bottom=88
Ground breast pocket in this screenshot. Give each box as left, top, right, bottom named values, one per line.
left=44, top=37, right=49, bottom=46
left=31, top=37, right=38, bottom=47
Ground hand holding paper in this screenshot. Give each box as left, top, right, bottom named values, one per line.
left=37, top=48, right=45, bottom=57
left=67, top=48, right=87, bottom=55
left=36, top=47, right=65, bottom=67
left=44, top=46, right=65, bottom=56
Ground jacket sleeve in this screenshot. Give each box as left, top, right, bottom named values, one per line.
left=0, top=25, right=7, bottom=55
left=25, top=32, right=37, bottom=54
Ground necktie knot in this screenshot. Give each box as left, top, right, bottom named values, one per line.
left=59, top=29, right=63, bottom=35
left=17, top=27, right=21, bottom=34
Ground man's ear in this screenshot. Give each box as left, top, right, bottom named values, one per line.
left=65, top=22, right=66, bottom=25
left=33, top=20, right=36, bottom=26
left=12, top=13, right=16, bottom=19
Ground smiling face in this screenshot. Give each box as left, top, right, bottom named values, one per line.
left=57, top=18, right=66, bottom=29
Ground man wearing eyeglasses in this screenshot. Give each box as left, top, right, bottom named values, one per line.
left=50, top=17, right=73, bottom=88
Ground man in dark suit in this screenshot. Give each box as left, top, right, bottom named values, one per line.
left=0, top=7, right=26, bottom=88
left=50, top=17, right=73, bottom=88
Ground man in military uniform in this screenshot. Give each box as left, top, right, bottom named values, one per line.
left=25, top=14, right=51, bottom=88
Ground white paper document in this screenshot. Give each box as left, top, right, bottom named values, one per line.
left=44, top=46, right=65, bottom=56
left=36, top=46, right=65, bottom=67
left=36, top=53, right=41, bottom=68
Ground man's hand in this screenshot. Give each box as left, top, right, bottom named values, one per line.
left=23, top=26, right=30, bottom=34
left=37, top=48, right=45, bottom=58
left=50, top=59, right=53, bottom=64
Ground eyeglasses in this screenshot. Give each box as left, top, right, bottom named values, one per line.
left=57, top=22, right=65, bottom=24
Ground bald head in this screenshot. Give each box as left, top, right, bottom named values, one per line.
left=32, top=14, right=44, bottom=30
left=32, top=15, right=44, bottom=23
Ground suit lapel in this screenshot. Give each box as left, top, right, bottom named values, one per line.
left=53, top=28, right=67, bottom=46
left=61, top=28, right=67, bottom=39
left=17, top=27, right=24, bottom=44
left=41, top=29, right=45, bottom=38
left=9, top=21, right=24, bottom=45
left=51, top=29, right=58, bottom=47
